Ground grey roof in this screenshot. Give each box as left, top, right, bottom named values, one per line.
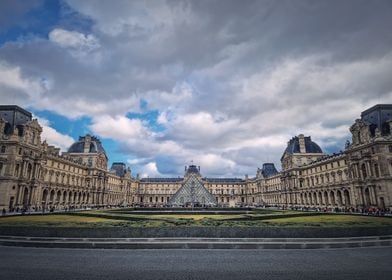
left=140, top=177, right=246, bottom=183
left=110, top=162, right=128, bottom=177
left=284, top=136, right=323, bottom=155
left=68, top=135, right=107, bottom=155
left=261, top=163, right=278, bottom=178
left=361, top=104, right=392, bottom=136
left=204, top=178, right=245, bottom=183
left=185, top=165, right=200, bottom=175
left=140, top=178, right=183, bottom=183
left=0, top=105, right=32, bottom=135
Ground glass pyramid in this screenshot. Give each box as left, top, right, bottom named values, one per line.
left=168, top=173, right=217, bottom=207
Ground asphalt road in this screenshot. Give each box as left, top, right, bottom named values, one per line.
left=0, top=246, right=391, bottom=280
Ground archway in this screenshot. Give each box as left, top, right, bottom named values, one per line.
left=330, top=191, right=335, bottom=206
left=343, top=190, right=351, bottom=206
left=9, top=196, right=15, bottom=211
left=379, top=197, right=385, bottom=209
left=336, top=190, right=343, bottom=206
left=63, top=191, right=67, bottom=204
left=42, top=189, right=48, bottom=203
left=49, top=190, right=55, bottom=203
left=318, top=192, right=323, bottom=205
left=22, top=187, right=29, bottom=208
left=56, top=190, right=61, bottom=204
left=364, top=188, right=371, bottom=207
left=42, top=189, right=48, bottom=210
left=324, top=191, right=329, bottom=205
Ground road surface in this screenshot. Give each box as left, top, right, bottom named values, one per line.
left=0, top=246, right=391, bottom=280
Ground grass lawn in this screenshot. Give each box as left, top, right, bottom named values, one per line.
left=0, top=211, right=391, bottom=228
left=0, top=214, right=123, bottom=227
left=262, top=214, right=392, bottom=227
left=137, top=214, right=245, bottom=220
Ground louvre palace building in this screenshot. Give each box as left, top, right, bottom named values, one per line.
left=0, top=104, right=392, bottom=213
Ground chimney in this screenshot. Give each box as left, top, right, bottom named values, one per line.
left=298, top=134, right=306, bottom=153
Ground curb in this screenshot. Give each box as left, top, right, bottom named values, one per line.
left=1, top=235, right=391, bottom=250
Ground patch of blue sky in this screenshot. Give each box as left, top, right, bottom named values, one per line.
left=155, top=156, right=183, bottom=176
left=31, top=108, right=129, bottom=168
left=0, top=0, right=61, bottom=45
left=29, top=108, right=91, bottom=140
left=99, top=138, right=129, bottom=168
left=0, top=0, right=93, bottom=45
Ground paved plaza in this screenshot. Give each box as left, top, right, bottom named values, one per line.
left=0, top=246, right=391, bottom=280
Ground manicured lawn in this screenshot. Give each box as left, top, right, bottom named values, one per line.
left=262, top=214, right=392, bottom=227
left=0, top=211, right=391, bottom=228
left=0, top=214, right=121, bottom=227
left=139, top=214, right=245, bottom=220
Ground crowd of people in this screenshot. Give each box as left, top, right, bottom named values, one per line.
left=278, top=205, right=391, bottom=216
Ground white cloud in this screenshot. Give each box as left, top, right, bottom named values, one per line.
left=35, top=117, right=75, bottom=152
left=140, top=162, right=162, bottom=178
left=49, top=28, right=100, bottom=52
left=0, top=62, right=44, bottom=102
left=89, top=115, right=151, bottom=140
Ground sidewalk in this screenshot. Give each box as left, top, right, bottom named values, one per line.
left=1, top=235, right=391, bottom=249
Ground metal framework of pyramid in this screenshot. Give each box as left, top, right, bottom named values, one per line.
left=168, top=174, right=217, bottom=206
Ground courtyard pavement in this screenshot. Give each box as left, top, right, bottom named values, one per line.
left=0, top=246, right=391, bottom=280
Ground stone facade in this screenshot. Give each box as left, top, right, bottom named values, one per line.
left=0, top=104, right=391, bottom=212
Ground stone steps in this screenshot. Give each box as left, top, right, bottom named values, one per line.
left=1, top=235, right=391, bottom=249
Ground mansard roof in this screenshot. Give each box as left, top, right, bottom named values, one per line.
left=67, top=135, right=107, bottom=155
left=110, top=162, right=128, bottom=177
left=360, top=104, right=392, bottom=136
left=284, top=136, right=323, bottom=155
left=204, top=178, right=245, bottom=183
left=261, top=163, right=278, bottom=178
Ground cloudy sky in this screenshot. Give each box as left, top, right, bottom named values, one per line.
left=0, top=0, right=391, bottom=178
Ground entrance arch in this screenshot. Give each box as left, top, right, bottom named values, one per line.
left=22, top=187, right=29, bottom=208
left=364, top=188, right=371, bottom=207
left=336, top=190, right=343, bottom=206
left=343, top=189, right=351, bottom=206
